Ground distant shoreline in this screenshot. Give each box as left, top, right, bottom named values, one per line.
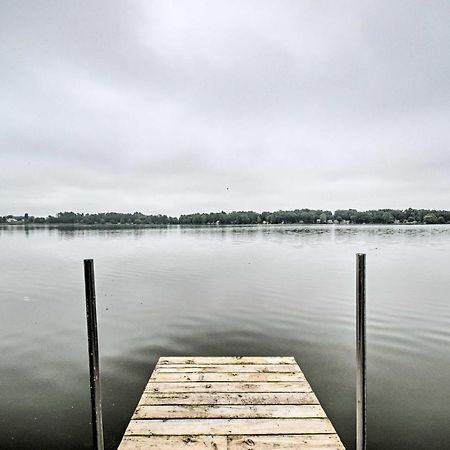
left=2, top=222, right=449, bottom=228
left=2, top=208, right=450, bottom=226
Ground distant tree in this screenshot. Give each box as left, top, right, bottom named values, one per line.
left=381, top=212, right=395, bottom=224
left=423, top=213, right=438, bottom=224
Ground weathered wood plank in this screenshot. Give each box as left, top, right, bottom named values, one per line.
left=145, top=381, right=312, bottom=393
left=155, top=364, right=302, bottom=373
left=150, top=372, right=305, bottom=382
left=120, top=357, right=345, bottom=448
left=124, top=418, right=335, bottom=436
left=118, top=435, right=227, bottom=449
left=228, top=434, right=345, bottom=449
left=138, top=392, right=319, bottom=406
left=158, top=357, right=296, bottom=365
left=133, top=404, right=326, bottom=419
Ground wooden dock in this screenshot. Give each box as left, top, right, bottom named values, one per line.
left=118, top=356, right=345, bottom=449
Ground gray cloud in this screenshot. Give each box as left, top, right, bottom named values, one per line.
left=1, top=0, right=449, bottom=216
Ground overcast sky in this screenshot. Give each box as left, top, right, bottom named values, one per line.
left=1, top=0, right=449, bottom=216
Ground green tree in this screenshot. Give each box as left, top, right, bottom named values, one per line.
left=423, top=213, right=438, bottom=224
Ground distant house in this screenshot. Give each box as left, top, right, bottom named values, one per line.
left=6, top=218, right=18, bottom=223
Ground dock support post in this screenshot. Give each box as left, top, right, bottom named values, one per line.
left=356, top=253, right=367, bottom=450
left=84, top=259, right=105, bottom=450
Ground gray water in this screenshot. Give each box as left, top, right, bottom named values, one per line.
left=1, top=224, right=450, bottom=449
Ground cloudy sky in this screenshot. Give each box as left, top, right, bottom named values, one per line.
left=1, top=0, right=449, bottom=216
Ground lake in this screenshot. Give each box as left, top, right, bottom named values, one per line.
left=1, top=224, right=449, bottom=449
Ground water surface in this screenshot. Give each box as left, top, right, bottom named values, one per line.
left=1, top=225, right=450, bottom=449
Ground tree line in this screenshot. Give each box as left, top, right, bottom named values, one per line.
left=0, top=211, right=178, bottom=225
left=1, top=208, right=450, bottom=225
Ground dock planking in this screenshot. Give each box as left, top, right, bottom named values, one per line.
left=118, top=356, right=345, bottom=449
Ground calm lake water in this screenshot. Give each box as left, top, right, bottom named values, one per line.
left=1, top=224, right=450, bottom=449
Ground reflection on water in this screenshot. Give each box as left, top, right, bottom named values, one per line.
left=1, top=225, right=450, bottom=449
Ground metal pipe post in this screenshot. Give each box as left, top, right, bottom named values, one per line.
left=84, top=259, right=105, bottom=450
left=356, top=253, right=367, bottom=450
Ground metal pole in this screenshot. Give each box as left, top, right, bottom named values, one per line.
left=84, top=259, right=105, bottom=450
left=356, top=253, right=367, bottom=450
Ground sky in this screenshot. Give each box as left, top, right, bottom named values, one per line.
left=1, top=0, right=449, bottom=216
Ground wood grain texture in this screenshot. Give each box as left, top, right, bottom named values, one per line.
left=124, top=418, right=335, bottom=436
left=150, top=372, right=305, bottom=382
left=228, top=434, right=345, bottom=449
left=118, top=356, right=345, bottom=449
left=155, top=364, right=302, bottom=373
left=158, top=357, right=296, bottom=365
left=133, top=404, right=327, bottom=419
left=138, top=392, right=319, bottom=406
left=119, top=435, right=227, bottom=449
left=145, top=381, right=313, bottom=393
